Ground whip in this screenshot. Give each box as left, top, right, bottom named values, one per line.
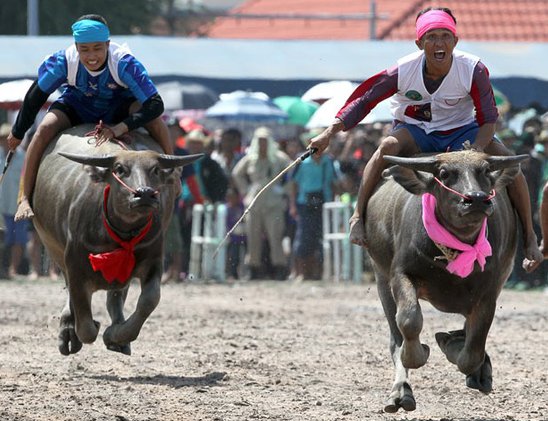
left=213, top=147, right=317, bottom=259
left=0, top=150, right=14, bottom=186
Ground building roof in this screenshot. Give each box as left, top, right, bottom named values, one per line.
left=207, top=0, right=548, bottom=42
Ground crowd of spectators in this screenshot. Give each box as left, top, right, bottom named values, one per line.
left=2, top=108, right=548, bottom=291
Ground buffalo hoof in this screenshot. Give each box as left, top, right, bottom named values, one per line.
left=106, top=342, right=132, bottom=356
left=58, top=326, right=83, bottom=355
left=436, top=330, right=465, bottom=365
left=401, top=342, right=430, bottom=369
left=466, top=353, right=492, bottom=394
left=384, top=382, right=416, bottom=413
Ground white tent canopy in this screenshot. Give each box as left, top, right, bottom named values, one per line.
left=0, top=36, right=546, bottom=82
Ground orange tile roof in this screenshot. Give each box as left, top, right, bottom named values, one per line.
left=207, top=0, right=548, bottom=42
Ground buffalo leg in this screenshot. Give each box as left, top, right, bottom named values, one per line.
left=67, top=281, right=100, bottom=344
left=104, top=288, right=131, bottom=355
left=392, top=273, right=430, bottom=369
left=436, top=301, right=495, bottom=393
left=103, top=275, right=161, bottom=349
left=58, top=294, right=82, bottom=355
left=376, top=272, right=416, bottom=413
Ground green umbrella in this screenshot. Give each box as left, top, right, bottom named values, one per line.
left=273, top=96, right=319, bottom=126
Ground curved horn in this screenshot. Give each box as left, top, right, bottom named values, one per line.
left=157, top=153, right=204, bottom=169
left=383, top=155, right=438, bottom=173
left=485, top=154, right=530, bottom=170
left=58, top=152, right=116, bottom=168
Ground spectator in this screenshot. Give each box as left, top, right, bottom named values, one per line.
left=289, top=147, right=337, bottom=280
left=225, top=187, right=246, bottom=281
left=180, top=129, right=228, bottom=274
left=211, top=128, right=243, bottom=179
left=232, top=126, right=292, bottom=280
left=0, top=123, right=30, bottom=279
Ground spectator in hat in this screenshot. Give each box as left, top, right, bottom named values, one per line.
left=232, top=126, right=292, bottom=280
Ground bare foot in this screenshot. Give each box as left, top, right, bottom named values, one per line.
left=349, top=216, right=367, bottom=247
left=14, top=198, right=34, bottom=221
left=522, top=234, right=543, bottom=273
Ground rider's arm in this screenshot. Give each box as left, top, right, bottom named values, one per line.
left=336, top=65, right=398, bottom=131
left=11, top=81, right=50, bottom=140
left=118, top=93, right=164, bottom=134
left=470, top=62, right=499, bottom=151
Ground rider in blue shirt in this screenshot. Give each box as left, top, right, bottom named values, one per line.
left=7, top=14, right=172, bottom=221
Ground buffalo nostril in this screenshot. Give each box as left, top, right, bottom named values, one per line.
left=135, top=187, right=157, bottom=198
left=463, top=191, right=489, bottom=204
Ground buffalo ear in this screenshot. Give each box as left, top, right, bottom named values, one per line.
left=491, top=166, right=521, bottom=191
left=384, top=165, right=433, bottom=195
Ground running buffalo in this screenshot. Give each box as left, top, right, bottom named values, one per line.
left=365, top=150, right=528, bottom=412
left=32, top=125, right=202, bottom=356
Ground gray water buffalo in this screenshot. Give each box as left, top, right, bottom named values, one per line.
left=365, top=150, right=528, bottom=412
left=32, top=125, right=202, bottom=356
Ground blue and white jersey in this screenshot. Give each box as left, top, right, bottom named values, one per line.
left=36, top=42, right=157, bottom=122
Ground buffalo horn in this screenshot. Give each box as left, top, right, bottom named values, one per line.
left=58, top=152, right=116, bottom=168
left=485, top=154, right=529, bottom=170
left=383, top=155, right=438, bottom=173
left=158, top=153, right=204, bottom=169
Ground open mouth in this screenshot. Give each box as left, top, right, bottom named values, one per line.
left=434, top=50, right=446, bottom=60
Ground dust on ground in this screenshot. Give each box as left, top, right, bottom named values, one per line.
left=0, top=278, right=546, bottom=421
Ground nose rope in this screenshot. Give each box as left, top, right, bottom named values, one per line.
left=110, top=171, right=160, bottom=197
left=85, top=120, right=130, bottom=150
left=434, top=177, right=496, bottom=201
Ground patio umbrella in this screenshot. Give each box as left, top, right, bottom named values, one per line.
left=306, top=94, right=393, bottom=129
left=273, top=96, right=319, bottom=126
left=301, top=80, right=358, bottom=104
left=0, top=78, right=60, bottom=110
left=205, top=91, right=288, bottom=122
left=156, top=81, right=219, bottom=111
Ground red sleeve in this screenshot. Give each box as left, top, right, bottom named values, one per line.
left=469, top=62, right=499, bottom=126
left=186, top=175, right=204, bottom=204
left=336, top=65, right=398, bottom=131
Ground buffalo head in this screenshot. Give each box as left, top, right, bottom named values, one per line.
left=59, top=150, right=203, bottom=223
left=382, top=150, right=528, bottom=237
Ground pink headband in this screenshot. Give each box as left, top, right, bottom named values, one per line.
left=416, top=10, right=457, bottom=40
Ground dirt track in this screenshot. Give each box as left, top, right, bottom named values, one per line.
left=0, top=278, right=546, bottom=421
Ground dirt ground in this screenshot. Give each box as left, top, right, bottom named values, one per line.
left=0, top=277, right=546, bottom=421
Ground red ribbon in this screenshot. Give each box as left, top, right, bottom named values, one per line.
left=88, top=185, right=153, bottom=283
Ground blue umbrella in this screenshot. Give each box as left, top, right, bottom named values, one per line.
left=205, top=91, right=288, bottom=122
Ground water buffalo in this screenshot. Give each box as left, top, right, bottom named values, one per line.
left=365, top=150, right=528, bottom=412
left=32, top=125, right=202, bottom=356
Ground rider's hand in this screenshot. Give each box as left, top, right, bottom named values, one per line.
left=7, top=132, right=22, bottom=151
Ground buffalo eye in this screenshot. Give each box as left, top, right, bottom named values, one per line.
left=150, top=165, right=161, bottom=177
left=113, top=163, right=126, bottom=176
left=438, top=168, right=449, bottom=180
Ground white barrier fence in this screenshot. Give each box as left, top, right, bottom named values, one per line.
left=189, top=200, right=364, bottom=283
left=189, top=203, right=227, bottom=282
left=322, top=201, right=364, bottom=283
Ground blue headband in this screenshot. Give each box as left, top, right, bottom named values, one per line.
left=72, top=19, right=110, bottom=43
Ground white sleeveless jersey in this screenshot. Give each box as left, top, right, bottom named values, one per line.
left=65, top=42, right=132, bottom=89
left=390, top=49, right=480, bottom=133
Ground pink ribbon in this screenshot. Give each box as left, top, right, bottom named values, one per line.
left=422, top=193, right=491, bottom=278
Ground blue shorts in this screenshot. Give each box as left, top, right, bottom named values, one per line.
left=395, top=122, right=480, bottom=153
left=2, top=214, right=29, bottom=246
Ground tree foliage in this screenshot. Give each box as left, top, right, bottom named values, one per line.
left=0, top=0, right=162, bottom=35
